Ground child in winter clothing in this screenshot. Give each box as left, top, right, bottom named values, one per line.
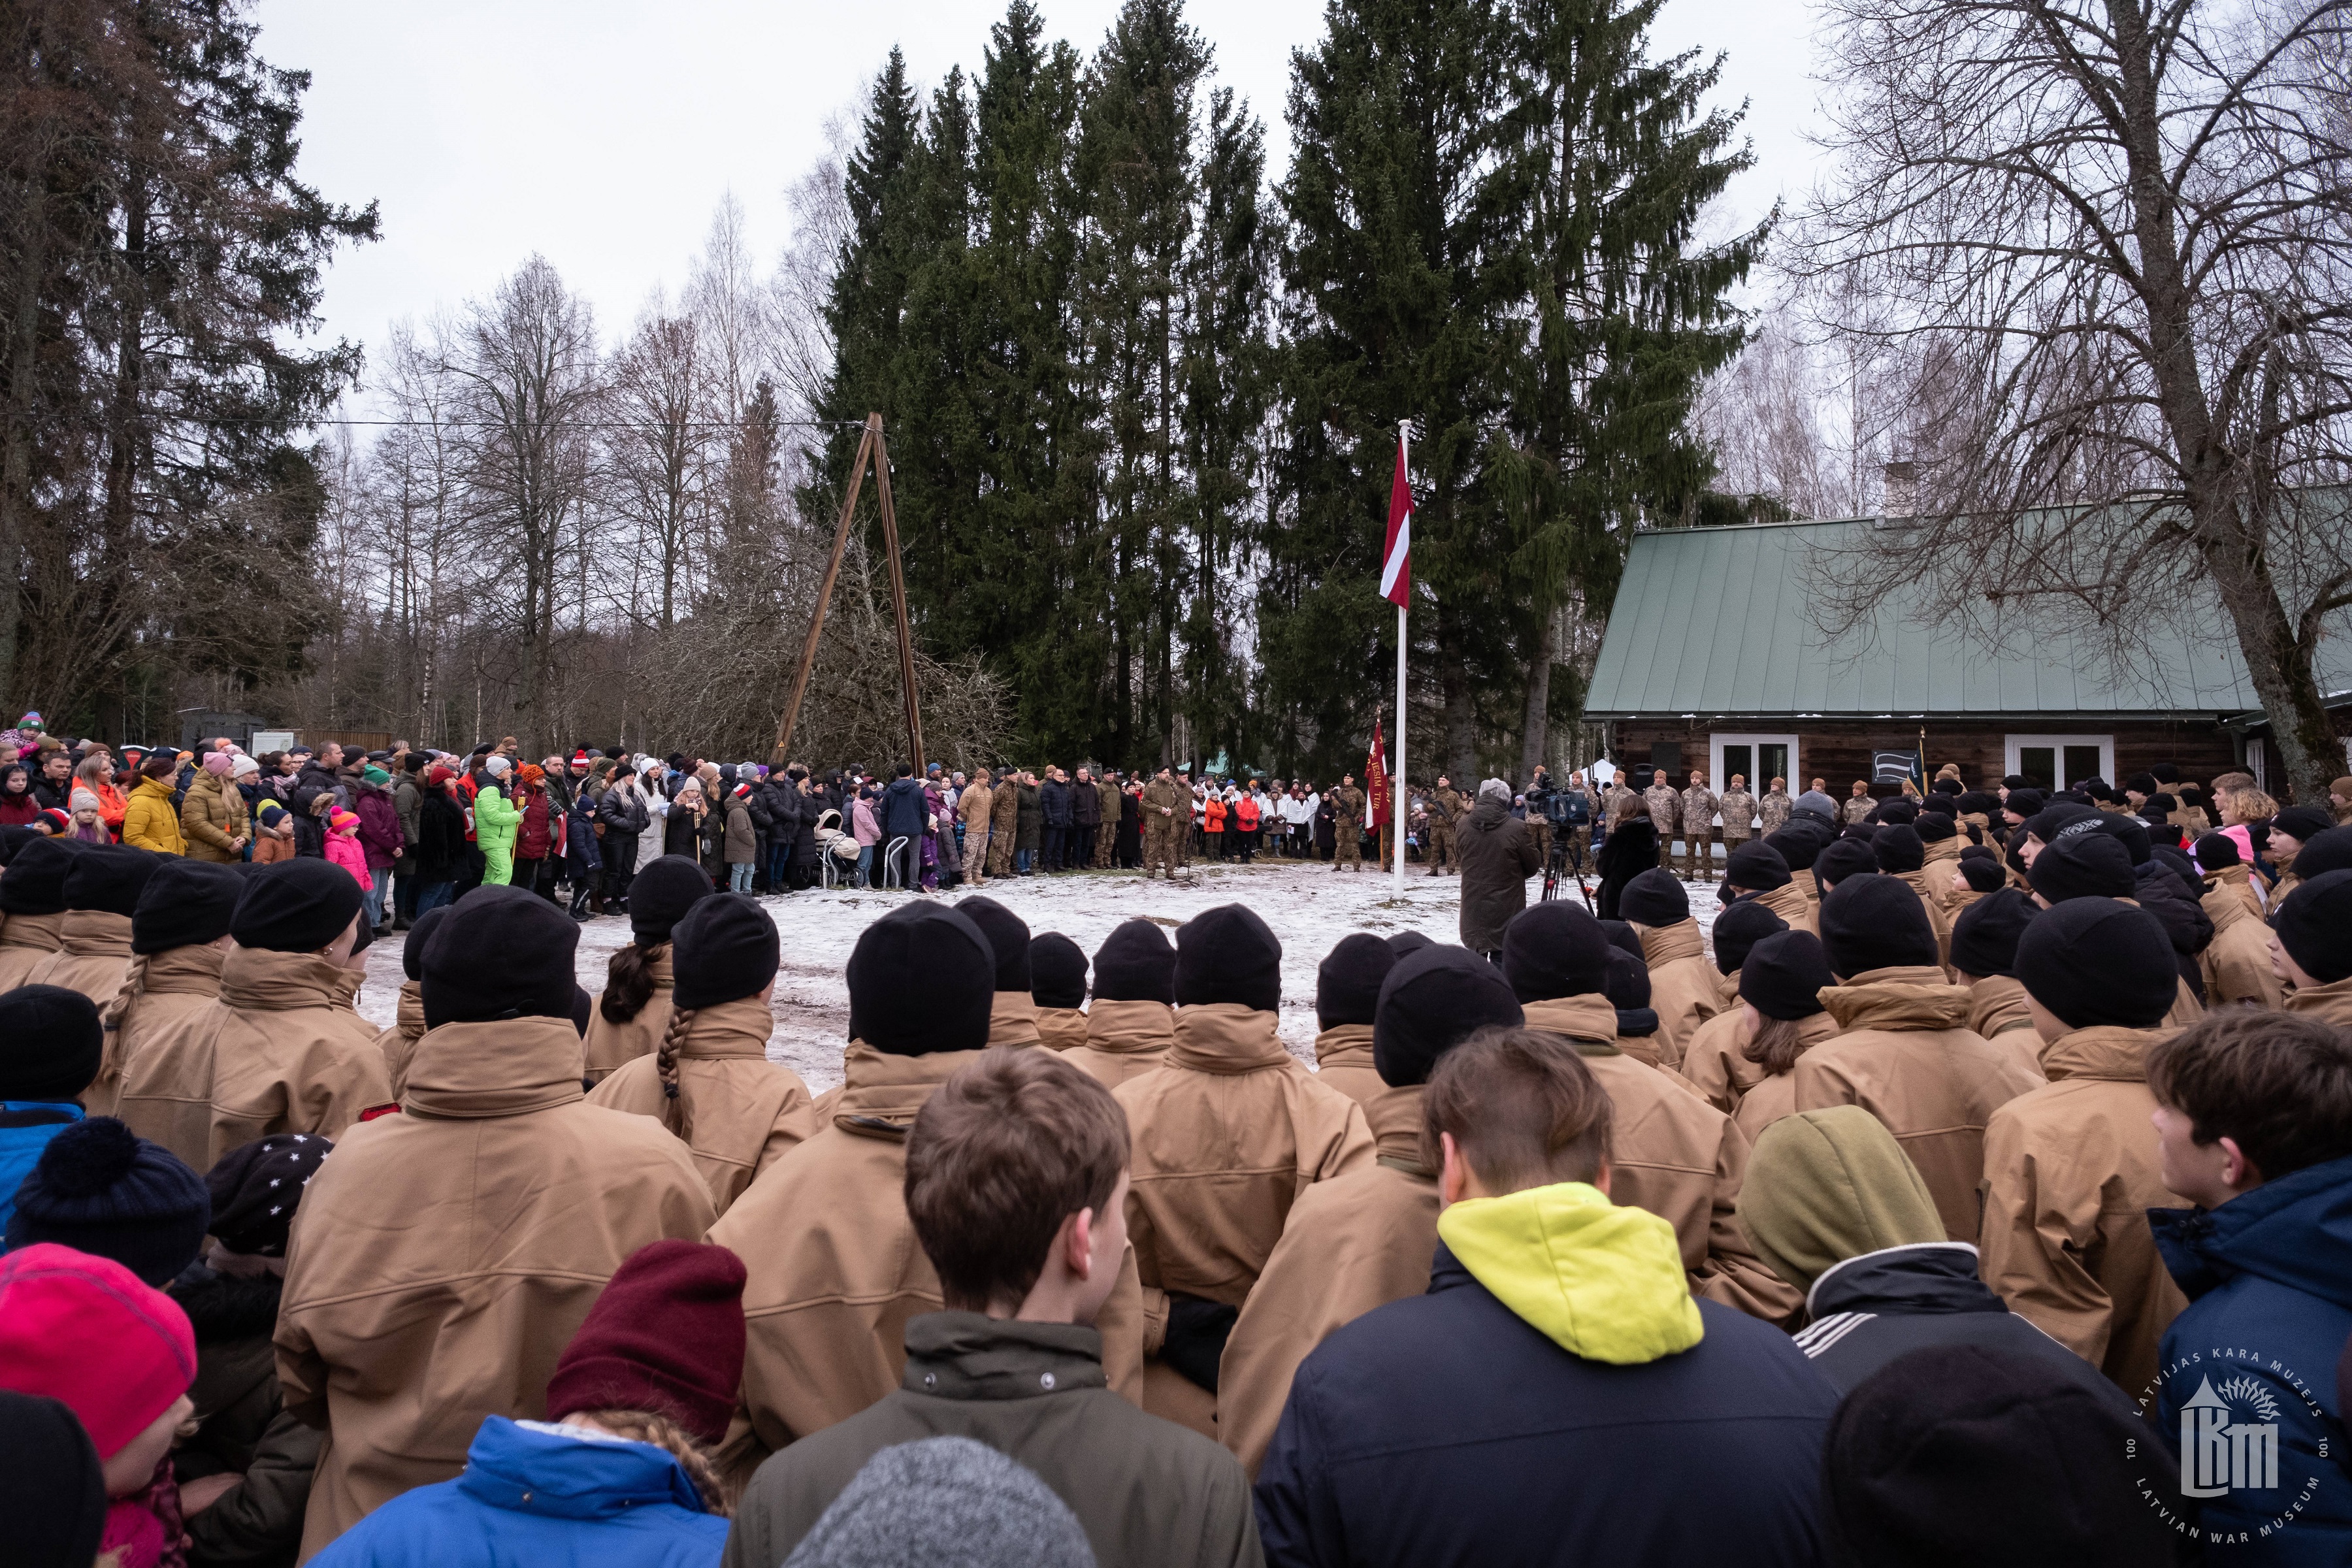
left=251, top=800, right=295, bottom=864
left=0, top=984, right=104, bottom=1235
left=0, top=1243, right=201, bottom=1568
left=309, top=1239, right=743, bottom=1568
left=325, top=809, right=369, bottom=889
left=70, top=787, right=112, bottom=843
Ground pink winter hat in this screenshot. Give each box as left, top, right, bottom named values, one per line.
left=0, top=1244, right=194, bottom=1459
left=329, top=810, right=359, bottom=832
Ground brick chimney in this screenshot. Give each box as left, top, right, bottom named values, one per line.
left=1882, top=460, right=1918, bottom=519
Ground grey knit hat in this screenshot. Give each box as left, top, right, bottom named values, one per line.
left=782, top=1436, right=1096, bottom=1568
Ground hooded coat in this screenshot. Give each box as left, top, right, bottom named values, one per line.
left=120, top=774, right=186, bottom=855
left=373, top=979, right=428, bottom=1098
left=1308, top=1023, right=1382, bottom=1108
left=2198, top=878, right=2286, bottom=1008
left=0, top=909, right=64, bottom=990
left=2285, top=975, right=2352, bottom=1028
left=1977, top=1025, right=2187, bottom=1396
left=1253, top=1183, right=1837, bottom=1568
left=1522, top=994, right=1801, bottom=1326
left=1453, top=796, right=1541, bottom=953
left=1062, top=999, right=1175, bottom=1088
left=87, top=941, right=226, bottom=1119
left=25, top=908, right=135, bottom=1007
left=585, top=995, right=817, bottom=1216
left=1635, top=922, right=1721, bottom=1071
left=581, top=945, right=675, bottom=1085
left=1036, top=1006, right=1089, bottom=1052
left=1791, top=966, right=2046, bottom=1241
left=182, top=770, right=250, bottom=862
left=116, top=946, right=393, bottom=1171
left=275, top=1015, right=716, bottom=1558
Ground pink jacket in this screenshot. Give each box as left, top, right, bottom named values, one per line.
left=853, top=796, right=881, bottom=846
left=325, top=831, right=370, bottom=887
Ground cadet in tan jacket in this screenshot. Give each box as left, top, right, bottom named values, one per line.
left=1795, top=875, right=2044, bottom=1241
left=580, top=855, right=713, bottom=1085
left=1951, top=890, right=2040, bottom=1050
left=117, top=859, right=393, bottom=1173
left=87, top=859, right=240, bottom=1118
left=588, top=892, right=815, bottom=1216
left=1306, top=934, right=1395, bottom=1107
left=1872, top=826, right=1952, bottom=972
left=1722, top=840, right=1814, bottom=938
left=2276, top=871, right=2352, bottom=1026
left=0, top=834, right=76, bottom=990
left=1616, top=868, right=1720, bottom=1070
left=710, top=902, right=1147, bottom=1477
left=1979, top=901, right=2188, bottom=1396
left=1674, top=900, right=1791, bottom=1116
left=27, top=844, right=154, bottom=1006
left=1114, top=904, right=1375, bottom=1435
left=2189, top=833, right=2286, bottom=1008
left=956, top=770, right=993, bottom=885
left=958, top=894, right=1045, bottom=1047
left=372, top=907, right=442, bottom=1098
left=1507, top=905, right=1803, bottom=1327
left=1720, top=932, right=1844, bottom=1143
left=275, top=887, right=715, bottom=1557
left=1064, top=919, right=1179, bottom=1088
left=1030, top=932, right=1092, bottom=1050
left=1218, top=943, right=1524, bottom=1477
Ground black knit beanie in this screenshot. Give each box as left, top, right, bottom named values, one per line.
left=0, top=836, right=76, bottom=915
left=1619, top=867, right=1690, bottom=927
left=1737, top=931, right=1833, bottom=1021
left=400, top=906, right=449, bottom=983
left=1603, top=949, right=1658, bottom=1037
left=1499, top=903, right=1612, bottom=1003
left=1914, top=813, right=1955, bottom=844
left=1761, top=826, right=1823, bottom=873
left=2027, top=830, right=2134, bottom=904
left=205, top=1133, right=333, bottom=1258
left=672, top=893, right=780, bottom=1010
left=848, top=903, right=992, bottom=1055
left=1949, top=889, right=2036, bottom=980
left=1813, top=837, right=1880, bottom=892
left=1599, top=919, right=1645, bottom=964
left=1959, top=855, right=2006, bottom=894
left=2274, top=805, right=2334, bottom=845
left=1029, top=933, right=1088, bottom=1010
left=2021, top=802, right=2098, bottom=846
left=2191, top=830, right=2241, bottom=870
left=231, top=858, right=363, bottom=954
left=0, top=824, right=37, bottom=866
left=2002, top=788, right=2046, bottom=819
left=2149, top=845, right=2200, bottom=890
left=1175, top=904, right=1281, bottom=1013
left=1092, top=919, right=1176, bottom=1005
left=1725, top=839, right=1791, bottom=892
left=629, top=856, right=715, bottom=947
left=2277, top=870, right=2352, bottom=985
left=1822, top=1343, right=2183, bottom=1568
left=0, top=985, right=101, bottom=1101
left=1386, top=930, right=1435, bottom=958
left=956, top=896, right=1034, bottom=993
left=2296, top=826, right=2352, bottom=880
left=61, top=845, right=158, bottom=917
left=1955, top=791, right=2002, bottom=818
left=131, top=859, right=242, bottom=955
left=0, top=1390, right=105, bottom=1568
left=2082, top=811, right=2152, bottom=868
left=2016, top=899, right=2176, bottom=1030
left=1711, top=900, right=1789, bottom=975
left=420, top=885, right=581, bottom=1029
left=1373, top=946, right=1523, bottom=1088
left=1872, top=825, right=1925, bottom=874
left=1317, top=932, right=1398, bottom=1027
left=3, top=1117, right=208, bottom=1286
left=1820, top=875, right=1939, bottom=977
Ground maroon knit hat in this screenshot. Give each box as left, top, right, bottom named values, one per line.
left=544, top=1239, right=747, bottom=1445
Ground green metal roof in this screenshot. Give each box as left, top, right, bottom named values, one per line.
left=1583, top=516, right=2350, bottom=720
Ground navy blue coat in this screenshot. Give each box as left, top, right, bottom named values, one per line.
left=1254, top=1246, right=1836, bottom=1568
left=879, top=777, right=929, bottom=841
left=1041, top=777, right=1072, bottom=828
left=2151, top=1154, right=2352, bottom=1565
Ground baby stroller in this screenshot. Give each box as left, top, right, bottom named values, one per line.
left=810, top=808, right=863, bottom=889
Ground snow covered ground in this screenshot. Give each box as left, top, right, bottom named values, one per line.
left=358, top=859, right=1725, bottom=1092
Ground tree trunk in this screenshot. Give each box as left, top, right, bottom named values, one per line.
left=0, top=166, right=44, bottom=706
left=1439, top=604, right=1477, bottom=782
left=1517, top=613, right=1554, bottom=786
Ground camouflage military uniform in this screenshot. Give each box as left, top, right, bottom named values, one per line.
left=1561, top=786, right=1594, bottom=866
left=1843, top=792, right=1874, bottom=826
left=1757, top=788, right=1793, bottom=836
left=989, top=777, right=1020, bottom=877
left=1094, top=777, right=1120, bottom=867
left=1427, top=787, right=1462, bottom=874
left=1718, top=787, right=1758, bottom=853
left=1644, top=783, right=1680, bottom=870
left=1680, top=782, right=1720, bottom=880
left=1141, top=776, right=1185, bottom=878
left=1330, top=785, right=1367, bottom=870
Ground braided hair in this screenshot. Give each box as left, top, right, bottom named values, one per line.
left=563, top=1408, right=729, bottom=1514
left=98, top=951, right=151, bottom=1034
left=655, top=1006, right=696, bottom=1139
left=600, top=940, right=669, bottom=1024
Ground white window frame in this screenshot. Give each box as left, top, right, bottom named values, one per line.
left=2004, top=734, right=2114, bottom=790
left=1711, top=734, right=1800, bottom=823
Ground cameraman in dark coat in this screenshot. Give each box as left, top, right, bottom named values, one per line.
left=1456, top=779, right=1542, bottom=957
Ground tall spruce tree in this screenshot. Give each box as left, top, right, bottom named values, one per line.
left=815, top=49, right=921, bottom=496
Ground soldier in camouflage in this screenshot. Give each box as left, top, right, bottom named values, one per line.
left=1426, top=775, right=1462, bottom=875
left=1718, top=774, right=1758, bottom=862
left=988, top=769, right=1020, bottom=877
left=1330, top=773, right=1367, bottom=872
left=1095, top=771, right=1121, bottom=867
left=1757, top=776, right=1793, bottom=836
left=1141, top=766, right=1186, bottom=879
left=1679, top=770, right=1719, bottom=881
left=1644, top=773, right=1681, bottom=872
left=1844, top=779, right=1874, bottom=826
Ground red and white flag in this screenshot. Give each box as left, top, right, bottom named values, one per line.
left=1380, top=434, right=1412, bottom=607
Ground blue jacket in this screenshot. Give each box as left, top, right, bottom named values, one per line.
left=0, top=1102, right=83, bottom=1237
left=1041, top=778, right=1071, bottom=827
left=879, top=777, right=929, bottom=841
left=308, top=1416, right=726, bottom=1568
left=2151, top=1154, right=2352, bottom=1566
left=1254, top=1237, right=1836, bottom=1567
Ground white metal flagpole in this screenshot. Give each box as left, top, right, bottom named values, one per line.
left=1394, top=423, right=1409, bottom=900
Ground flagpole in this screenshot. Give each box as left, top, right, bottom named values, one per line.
left=1394, top=423, right=1409, bottom=900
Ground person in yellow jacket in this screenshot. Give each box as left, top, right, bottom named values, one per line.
left=473, top=755, right=521, bottom=886
left=119, top=756, right=187, bottom=855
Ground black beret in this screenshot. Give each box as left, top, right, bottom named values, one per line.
left=231, top=858, right=363, bottom=954
left=62, top=846, right=159, bottom=917
left=1175, top=904, right=1281, bottom=1013
left=628, top=856, right=715, bottom=947
left=420, top=885, right=580, bottom=1029
left=1711, top=900, right=1790, bottom=975
left=0, top=985, right=101, bottom=1100
left=131, top=859, right=242, bottom=954
left=1373, top=946, right=1522, bottom=1088
left=1499, top=903, right=1612, bottom=1004
left=1092, top=920, right=1176, bottom=1005
left=957, top=896, right=1034, bottom=992
left=1950, top=889, right=2036, bottom=979
left=1029, top=933, right=1088, bottom=1010
left=1317, top=932, right=1398, bottom=1028
left=848, top=903, right=993, bottom=1055
left=1619, top=867, right=1690, bottom=926
left=672, top=892, right=781, bottom=1011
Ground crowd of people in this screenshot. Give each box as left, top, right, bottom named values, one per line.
left=2, top=701, right=2351, bottom=1567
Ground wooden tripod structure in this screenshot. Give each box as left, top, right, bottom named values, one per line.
left=770, top=412, right=924, bottom=772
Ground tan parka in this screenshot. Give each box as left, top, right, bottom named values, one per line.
left=988, top=990, right=1044, bottom=1048
left=2286, top=975, right=2352, bottom=1027
left=580, top=944, right=674, bottom=1085
left=1217, top=1085, right=1437, bottom=1478
left=2199, top=883, right=2286, bottom=1008
left=372, top=981, right=427, bottom=1098
left=1524, top=995, right=1802, bottom=1326
left=1728, top=1013, right=1844, bottom=1144
left=708, top=1043, right=1148, bottom=1478
left=0, top=910, right=65, bottom=990
left=86, top=942, right=226, bottom=1119
left=1977, top=1024, right=2187, bottom=1397
left=1036, top=1005, right=1089, bottom=1052
left=1793, top=965, right=2046, bottom=1241
left=26, top=909, right=135, bottom=1007
left=2204, top=860, right=2267, bottom=924
left=275, top=1015, right=715, bottom=1558
left=1635, top=921, right=1720, bottom=1071
left=1750, top=879, right=1817, bottom=938
left=585, top=994, right=817, bottom=1215
left=1309, top=1022, right=1383, bottom=1108
left=1062, top=998, right=1175, bottom=1088
left=1890, top=868, right=1955, bottom=973
left=1964, top=973, right=2036, bottom=1044
left=116, top=947, right=393, bottom=1173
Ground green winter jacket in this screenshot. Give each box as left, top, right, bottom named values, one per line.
left=473, top=783, right=521, bottom=860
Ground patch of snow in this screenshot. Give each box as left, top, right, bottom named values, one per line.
left=359, top=860, right=1726, bottom=1092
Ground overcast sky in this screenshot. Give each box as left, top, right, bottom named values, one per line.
left=252, top=0, right=1830, bottom=385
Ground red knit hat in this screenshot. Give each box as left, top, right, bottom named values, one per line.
left=0, top=1244, right=195, bottom=1460
left=544, top=1240, right=746, bottom=1445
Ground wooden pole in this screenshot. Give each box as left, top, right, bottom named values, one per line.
left=770, top=415, right=877, bottom=768
left=871, top=423, right=924, bottom=773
